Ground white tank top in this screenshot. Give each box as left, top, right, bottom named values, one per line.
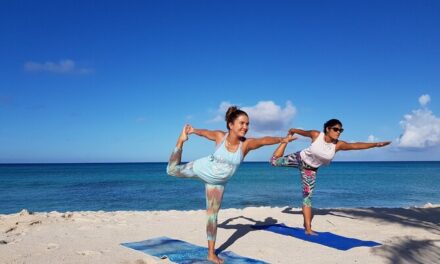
left=192, top=134, right=243, bottom=185
left=300, top=132, right=336, bottom=168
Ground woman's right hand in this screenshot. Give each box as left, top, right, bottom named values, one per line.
left=288, top=128, right=296, bottom=135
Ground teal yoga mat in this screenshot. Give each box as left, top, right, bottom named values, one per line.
left=121, top=236, right=267, bottom=263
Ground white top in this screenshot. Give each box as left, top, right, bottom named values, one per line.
left=300, top=132, right=336, bottom=168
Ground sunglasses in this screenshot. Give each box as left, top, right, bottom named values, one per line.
left=330, top=127, right=344, bottom=133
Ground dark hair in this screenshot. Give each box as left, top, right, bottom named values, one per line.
left=323, top=119, right=343, bottom=133
left=225, top=106, right=248, bottom=130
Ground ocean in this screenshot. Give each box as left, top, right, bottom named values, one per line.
left=1, top=162, right=439, bottom=214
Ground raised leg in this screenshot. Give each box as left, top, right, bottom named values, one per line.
left=166, top=125, right=197, bottom=178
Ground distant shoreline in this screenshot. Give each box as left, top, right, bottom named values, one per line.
left=2, top=203, right=439, bottom=216
left=2, top=162, right=439, bottom=214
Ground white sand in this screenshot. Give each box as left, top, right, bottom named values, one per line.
left=1, top=205, right=439, bottom=264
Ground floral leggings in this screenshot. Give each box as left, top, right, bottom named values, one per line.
left=270, top=152, right=317, bottom=207
left=166, top=147, right=224, bottom=241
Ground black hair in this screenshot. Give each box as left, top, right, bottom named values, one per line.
left=323, top=119, right=343, bottom=133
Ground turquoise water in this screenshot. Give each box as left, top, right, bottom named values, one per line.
left=0, top=162, right=439, bottom=214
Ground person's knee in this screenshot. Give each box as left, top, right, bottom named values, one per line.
left=303, top=197, right=312, bottom=207
left=207, top=204, right=221, bottom=215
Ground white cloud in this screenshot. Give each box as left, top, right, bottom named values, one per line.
left=397, top=95, right=440, bottom=148
left=209, top=100, right=296, bottom=135
left=419, top=94, right=430, bottom=107
left=208, top=101, right=233, bottom=123
left=24, top=59, right=93, bottom=74
left=242, top=101, right=296, bottom=134
left=367, top=135, right=379, bottom=142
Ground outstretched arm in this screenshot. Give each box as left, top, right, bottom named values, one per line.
left=243, top=134, right=297, bottom=157
left=219, top=216, right=241, bottom=226
left=272, top=128, right=319, bottom=158
left=289, top=128, right=320, bottom=140
left=187, top=125, right=225, bottom=143
left=336, top=140, right=391, bottom=151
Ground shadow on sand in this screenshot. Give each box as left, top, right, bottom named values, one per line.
left=216, top=216, right=278, bottom=254
left=282, top=206, right=440, bottom=264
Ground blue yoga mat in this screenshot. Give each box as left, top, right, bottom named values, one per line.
left=252, top=224, right=381, bottom=251
left=121, top=236, right=267, bottom=264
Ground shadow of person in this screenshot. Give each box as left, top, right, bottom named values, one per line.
left=281, top=207, right=358, bottom=221
left=282, top=207, right=440, bottom=233
left=281, top=207, right=317, bottom=228
left=216, top=216, right=278, bottom=254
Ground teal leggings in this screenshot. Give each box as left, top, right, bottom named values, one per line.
left=167, top=148, right=225, bottom=241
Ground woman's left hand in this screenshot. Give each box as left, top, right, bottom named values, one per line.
left=376, top=141, right=391, bottom=147
left=281, top=134, right=297, bottom=143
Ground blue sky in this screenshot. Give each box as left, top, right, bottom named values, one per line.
left=1, top=0, right=439, bottom=163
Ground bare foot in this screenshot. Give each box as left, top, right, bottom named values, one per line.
left=208, top=254, right=224, bottom=264
left=304, top=223, right=318, bottom=236
left=179, top=125, right=190, bottom=142
left=176, top=125, right=190, bottom=148
left=305, top=229, right=318, bottom=236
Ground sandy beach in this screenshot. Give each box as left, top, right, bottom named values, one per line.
left=1, top=205, right=439, bottom=264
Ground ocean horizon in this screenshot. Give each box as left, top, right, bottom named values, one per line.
left=1, top=161, right=439, bottom=214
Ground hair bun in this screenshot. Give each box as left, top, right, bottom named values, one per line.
left=225, top=106, right=238, bottom=122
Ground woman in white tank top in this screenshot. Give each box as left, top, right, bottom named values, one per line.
left=271, top=119, right=391, bottom=235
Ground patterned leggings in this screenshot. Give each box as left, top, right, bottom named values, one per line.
left=166, top=147, right=224, bottom=241
left=270, top=152, right=317, bottom=207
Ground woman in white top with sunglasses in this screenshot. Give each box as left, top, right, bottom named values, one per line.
left=270, top=119, right=391, bottom=235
